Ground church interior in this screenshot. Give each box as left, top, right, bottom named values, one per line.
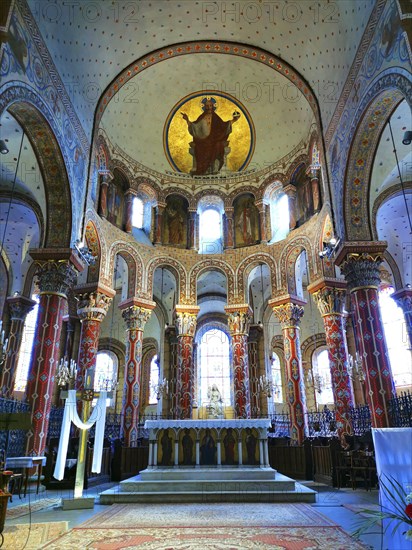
left=0, top=0, right=411, bottom=548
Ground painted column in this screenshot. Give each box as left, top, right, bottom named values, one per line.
left=0, top=295, right=36, bottom=398
left=155, top=202, right=166, bottom=245
left=248, top=325, right=261, bottom=418
left=255, top=200, right=268, bottom=244
left=309, top=166, right=321, bottom=213
left=174, top=305, right=199, bottom=419
left=25, top=252, right=82, bottom=456
left=284, top=184, right=297, bottom=230
left=124, top=191, right=134, bottom=234
left=269, top=296, right=308, bottom=445
left=98, top=172, right=112, bottom=219
left=120, top=298, right=155, bottom=446
left=308, top=279, right=355, bottom=437
left=165, top=326, right=178, bottom=418
left=223, top=207, right=234, bottom=249
left=391, top=287, right=412, bottom=350
left=188, top=209, right=197, bottom=250
left=75, top=285, right=114, bottom=392
left=226, top=304, right=252, bottom=419
left=336, top=244, right=396, bottom=427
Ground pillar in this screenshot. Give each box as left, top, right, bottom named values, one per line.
left=336, top=243, right=395, bottom=427
left=269, top=296, right=308, bottom=445
left=223, top=207, right=234, bottom=249
left=155, top=202, right=166, bottom=245
left=120, top=297, right=155, bottom=446
left=309, top=167, right=321, bottom=213
left=255, top=200, right=268, bottom=244
left=25, top=251, right=83, bottom=456
left=248, top=324, right=262, bottom=418
left=165, top=325, right=178, bottom=418
left=98, top=172, right=112, bottom=219
left=75, top=285, right=115, bottom=392
left=188, top=209, right=198, bottom=250
left=0, top=295, right=36, bottom=398
left=174, top=305, right=199, bottom=419
left=391, top=287, right=412, bottom=350
left=308, top=279, right=355, bottom=437
left=226, top=304, right=252, bottom=419
left=124, top=191, right=134, bottom=234
left=284, top=184, right=297, bottom=230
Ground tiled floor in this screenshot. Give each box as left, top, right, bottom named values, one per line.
left=4, top=480, right=382, bottom=549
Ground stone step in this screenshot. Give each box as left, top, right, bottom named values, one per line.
left=99, top=483, right=317, bottom=504
left=138, top=466, right=279, bottom=482
left=119, top=479, right=296, bottom=493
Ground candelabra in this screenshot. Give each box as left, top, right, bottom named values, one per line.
left=258, top=375, right=280, bottom=399
left=152, top=377, right=169, bottom=400
left=56, top=357, right=77, bottom=388
left=96, top=373, right=119, bottom=392
left=313, top=373, right=325, bottom=394
left=348, top=352, right=364, bottom=382
left=0, top=321, right=9, bottom=368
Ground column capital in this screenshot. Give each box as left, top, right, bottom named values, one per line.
left=307, top=278, right=347, bottom=316
left=175, top=305, right=199, bottom=337
left=268, top=295, right=306, bottom=328
left=119, top=296, right=156, bottom=311
left=335, top=242, right=387, bottom=292
left=254, top=199, right=268, bottom=210
left=225, top=304, right=252, bottom=335
left=74, top=283, right=115, bottom=322
left=98, top=170, right=114, bottom=183
left=30, top=249, right=83, bottom=297
left=283, top=183, right=297, bottom=197
left=6, top=295, right=37, bottom=320
left=391, top=287, right=412, bottom=309
left=121, top=305, right=153, bottom=331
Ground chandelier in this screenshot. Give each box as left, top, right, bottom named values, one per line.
left=56, top=357, right=77, bottom=388
left=348, top=351, right=364, bottom=382
left=0, top=321, right=9, bottom=368
left=151, top=377, right=169, bottom=400
left=258, top=375, right=280, bottom=399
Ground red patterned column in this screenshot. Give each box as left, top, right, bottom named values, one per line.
left=336, top=243, right=395, bottom=427
left=155, top=202, right=166, bottom=245
left=308, top=279, right=355, bottom=437
left=0, top=295, right=36, bottom=397
left=248, top=325, right=262, bottom=418
left=391, top=287, right=412, bottom=350
left=223, top=207, right=234, bottom=249
left=226, top=304, right=252, bottom=419
left=75, top=285, right=115, bottom=392
left=269, top=296, right=308, bottom=445
left=120, top=298, right=155, bottom=446
left=174, top=305, right=199, bottom=420
left=25, top=251, right=82, bottom=456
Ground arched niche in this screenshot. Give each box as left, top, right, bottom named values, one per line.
left=233, top=193, right=259, bottom=248
left=162, top=194, right=189, bottom=248
left=107, top=168, right=128, bottom=230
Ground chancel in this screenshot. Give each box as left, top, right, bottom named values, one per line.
left=0, top=0, right=411, bottom=548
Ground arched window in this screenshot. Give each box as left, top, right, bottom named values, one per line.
left=132, top=196, right=144, bottom=229
left=94, top=351, right=118, bottom=407
left=379, top=286, right=411, bottom=388
left=268, top=352, right=283, bottom=413
left=149, top=354, right=159, bottom=404
left=14, top=294, right=39, bottom=394
left=270, top=193, right=289, bottom=243
left=312, top=348, right=334, bottom=407
left=199, top=208, right=222, bottom=254
left=198, top=328, right=231, bottom=409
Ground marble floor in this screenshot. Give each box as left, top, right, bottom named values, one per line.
left=3, top=480, right=382, bottom=549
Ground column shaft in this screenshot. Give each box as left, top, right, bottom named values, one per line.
left=175, top=307, right=199, bottom=419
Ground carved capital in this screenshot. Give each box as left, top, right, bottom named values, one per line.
left=35, top=260, right=78, bottom=297
left=339, top=253, right=384, bottom=291
left=225, top=305, right=252, bottom=335
left=391, top=287, right=412, bottom=314
left=122, top=306, right=152, bottom=331
left=175, top=310, right=198, bottom=337
left=6, top=295, right=37, bottom=321
left=270, top=301, right=305, bottom=328
left=307, top=280, right=347, bottom=316
left=75, top=287, right=115, bottom=322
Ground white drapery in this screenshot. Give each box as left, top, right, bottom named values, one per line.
left=372, top=428, right=412, bottom=550
left=53, top=390, right=108, bottom=481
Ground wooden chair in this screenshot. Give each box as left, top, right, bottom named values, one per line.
left=350, top=451, right=371, bottom=490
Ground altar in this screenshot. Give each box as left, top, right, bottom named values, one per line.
left=99, top=418, right=317, bottom=503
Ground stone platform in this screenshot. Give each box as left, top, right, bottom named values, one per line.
left=99, top=467, right=316, bottom=503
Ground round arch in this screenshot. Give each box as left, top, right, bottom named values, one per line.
left=189, top=260, right=234, bottom=304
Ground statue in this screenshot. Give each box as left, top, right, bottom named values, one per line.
left=245, top=428, right=257, bottom=465
left=223, top=427, right=235, bottom=465
left=161, top=429, right=173, bottom=466
left=200, top=428, right=216, bottom=465
left=207, top=384, right=223, bottom=418
left=182, top=428, right=194, bottom=465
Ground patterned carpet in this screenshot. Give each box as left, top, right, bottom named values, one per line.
left=2, top=521, right=68, bottom=550
left=80, top=502, right=336, bottom=528
left=6, top=497, right=62, bottom=519
left=40, top=525, right=368, bottom=549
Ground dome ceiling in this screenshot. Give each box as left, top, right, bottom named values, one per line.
left=27, top=0, right=375, bottom=139
left=101, top=53, right=315, bottom=174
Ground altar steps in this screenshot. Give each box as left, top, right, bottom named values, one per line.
left=99, top=468, right=317, bottom=503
